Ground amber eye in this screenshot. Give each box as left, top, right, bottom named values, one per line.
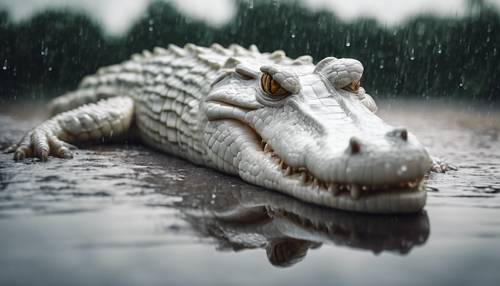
left=260, top=73, right=291, bottom=97
left=342, top=81, right=361, bottom=92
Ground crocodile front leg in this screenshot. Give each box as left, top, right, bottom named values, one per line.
left=5, top=97, right=134, bottom=161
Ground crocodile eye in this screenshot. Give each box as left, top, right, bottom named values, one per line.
left=342, top=80, right=361, bottom=92
left=260, top=73, right=291, bottom=97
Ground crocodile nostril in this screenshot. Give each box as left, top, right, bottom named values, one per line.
left=387, top=128, right=408, bottom=141
left=349, top=137, right=361, bottom=154
left=400, top=129, right=408, bottom=141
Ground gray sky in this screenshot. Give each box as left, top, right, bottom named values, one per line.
left=1, top=0, right=499, bottom=35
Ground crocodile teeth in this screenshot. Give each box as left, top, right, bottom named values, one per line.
left=279, top=160, right=286, bottom=169
left=319, top=182, right=327, bottom=190
left=301, top=173, right=311, bottom=185
left=350, top=185, right=361, bottom=199
left=312, top=178, right=319, bottom=188
left=328, top=184, right=339, bottom=195
left=408, top=180, right=419, bottom=188
left=264, top=143, right=272, bottom=153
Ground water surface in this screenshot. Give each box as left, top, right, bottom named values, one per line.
left=0, top=99, right=499, bottom=286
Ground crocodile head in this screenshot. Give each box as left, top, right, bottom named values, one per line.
left=203, top=53, right=431, bottom=213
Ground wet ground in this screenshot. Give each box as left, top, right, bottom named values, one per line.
left=0, top=99, right=499, bottom=286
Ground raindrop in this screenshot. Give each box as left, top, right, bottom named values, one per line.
left=410, top=48, right=415, bottom=61
left=247, top=0, right=254, bottom=9
left=148, top=19, right=154, bottom=32
left=48, top=66, right=53, bottom=72
left=345, top=33, right=351, bottom=47
left=437, top=44, right=442, bottom=54
left=397, top=165, right=408, bottom=176
left=291, top=33, right=296, bottom=39
left=2, top=59, right=7, bottom=70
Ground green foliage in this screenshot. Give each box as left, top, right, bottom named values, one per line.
left=0, top=0, right=498, bottom=102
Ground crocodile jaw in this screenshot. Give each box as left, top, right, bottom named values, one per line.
left=203, top=106, right=429, bottom=213
left=232, top=123, right=427, bottom=214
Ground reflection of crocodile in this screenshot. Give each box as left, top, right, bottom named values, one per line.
left=6, top=43, right=452, bottom=213
left=174, top=186, right=430, bottom=267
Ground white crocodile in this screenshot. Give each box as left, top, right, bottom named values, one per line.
left=6, top=43, right=453, bottom=213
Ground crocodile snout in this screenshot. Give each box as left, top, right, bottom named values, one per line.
left=304, top=129, right=432, bottom=187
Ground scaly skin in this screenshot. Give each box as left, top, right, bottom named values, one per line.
left=5, top=43, right=454, bottom=213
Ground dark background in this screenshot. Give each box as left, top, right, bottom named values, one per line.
left=0, top=0, right=498, bottom=103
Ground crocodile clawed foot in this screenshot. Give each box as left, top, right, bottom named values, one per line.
left=4, top=144, right=18, bottom=154
left=430, top=157, right=457, bottom=173
left=10, top=129, right=76, bottom=162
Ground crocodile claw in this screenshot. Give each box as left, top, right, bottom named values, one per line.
left=4, top=144, right=17, bottom=153
left=430, top=157, right=457, bottom=173
left=11, top=130, right=76, bottom=162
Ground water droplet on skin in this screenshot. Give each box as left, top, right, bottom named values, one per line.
left=397, top=165, right=408, bottom=175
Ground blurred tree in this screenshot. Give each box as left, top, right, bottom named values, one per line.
left=0, top=0, right=498, bottom=103
left=0, top=10, right=17, bottom=98
left=1, top=10, right=110, bottom=100
left=122, top=0, right=216, bottom=56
